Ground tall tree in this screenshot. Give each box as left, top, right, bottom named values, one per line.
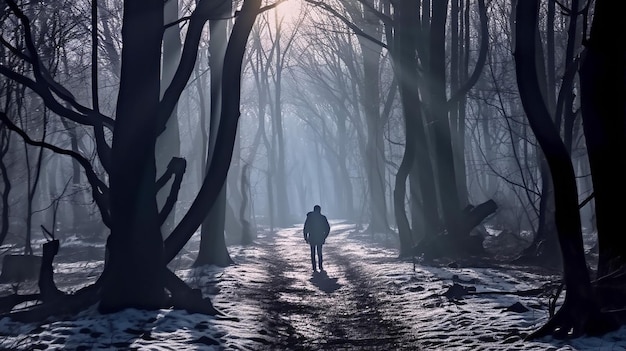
left=579, top=0, right=626, bottom=279
left=387, top=0, right=438, bottom=255
left=269, top=9, right=292, bottom=226
left=195, top=0, right=234, bottom=267
left=515, top=0, right=615, bottom=338
left=340, top=0, right=390, bottom=234
left=156, top=0, right=183, bottom=236
left=0, top=0, right=262, bottom=317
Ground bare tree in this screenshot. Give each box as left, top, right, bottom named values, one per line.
left=194, top=0, right=234, bottom=268
left=0, top=0, right=263, bottom=319
left=515, top=0, right=617, bottom=338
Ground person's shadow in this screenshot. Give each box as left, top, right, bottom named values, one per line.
left=310, top=270, right=341, bottom=294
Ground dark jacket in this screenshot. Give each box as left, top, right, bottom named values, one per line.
left=303, top=211, right=330, bottom=245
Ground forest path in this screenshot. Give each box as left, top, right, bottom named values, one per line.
left=218, top=222, right=422, bottom=350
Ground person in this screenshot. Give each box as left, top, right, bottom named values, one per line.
left=303, top=205, right=330, bottom=272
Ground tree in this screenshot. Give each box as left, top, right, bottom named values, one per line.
left=349, top=0, right=391, bottom=234
left=288, top=18, right=360, bottom=220
left=304, top=0, right=494, bottom=256
left=579, top=0, right=626, bottom=281
left=309, top=0, right=391, bottom=233
left=0, top=0, right=263, bottom=318
left=0, top=115, right=11, bottom=247
left=194, top=0, right=234, bottom=268
left=157, top=0, right=183, bottom=236
left=514, top=0, right=616, bottom=338
left=387, top=0, right=435, bottom=256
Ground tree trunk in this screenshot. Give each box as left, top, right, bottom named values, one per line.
left=429, top=0, right=463, bottom=239
left=515, top=0, right=615, bottom=338
left=0, top=127, right=11, bottom=246
left=359, top=40, right=388, bottom=233
left=390, top=0, right=423, bottom=256
left=156, top=0, right=182, bottom=237
left=579, top=0, right=626, bottom=279
left=195, top=1, right=234, bottom=267
left=100, top=0, right=166, bottom=313
left=23, top=110, right=47, bottom=255
left=163, top=0, right=262, bottom=263
left=272, top=15, right=291, bottom=226
left=195, top=185, right=233, bottom=266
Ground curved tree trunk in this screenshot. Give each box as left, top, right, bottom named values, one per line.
left=515, top=0, right=615, bottom=338
left=156, top=0, right=182, bottom=237
left=390, top=0, right=423, bottom=257
left=163, top=0, right=262, bottom=263
left=428, top=0, right=464, bottom=241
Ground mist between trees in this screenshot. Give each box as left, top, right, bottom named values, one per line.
left=0, top=0, right=625, bottom=340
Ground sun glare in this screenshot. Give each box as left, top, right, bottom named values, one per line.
left=273, top=0, right=304, bottom=23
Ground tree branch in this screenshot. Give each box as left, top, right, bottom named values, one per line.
left=4, top=0, right=114, bottom=130
left=446, top=0, right=489, bottom=109
left=157, top=158, right=186, bottom=227
left=157, top=0, right=234, bottom=135
left=0, top=111, right=111, bottom=227
left=163, top=0, right=261, bottom=262
left=304, top=0, right=388, bottom=49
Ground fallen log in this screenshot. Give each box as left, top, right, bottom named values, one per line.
left=412, top=199, right=497, bottom=259
left=1, top=240, right=226, bottom=322
left=460, top=199, right=498, bottom=233
left=0, top=293, right=40, bottom=314
left=0, top=239, right=97, bottom=322
left=442, top=281, right=561, bottom=301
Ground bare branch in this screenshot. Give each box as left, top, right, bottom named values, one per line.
left=0, top=66, right=114, bottom=130
left=304, top=0, right=388, bottom=49
left=446, top=0, right=489, bottom=109
left=0, top=111, right=111, bottom=228
left=158, top=158, right=186, bottom=227
left=4, top=0, right=114, bottom=129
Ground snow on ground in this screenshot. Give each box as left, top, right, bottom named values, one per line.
left=1, top=221, right=626, bottom=350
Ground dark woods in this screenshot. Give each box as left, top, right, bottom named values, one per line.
left=0, top=0, right=625, bottom=342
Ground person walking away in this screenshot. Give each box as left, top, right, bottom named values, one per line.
left=303, top=205, right=330, bottom=272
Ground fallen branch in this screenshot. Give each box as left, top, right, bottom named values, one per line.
left=0, top=293, right=41, bottom=314
left=442, top=282, right=562, bottom=300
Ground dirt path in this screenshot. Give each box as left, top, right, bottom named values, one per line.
left=216, top=223, right=421, bottom=350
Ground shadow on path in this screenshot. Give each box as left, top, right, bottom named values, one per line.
left=309, top=270, right=341, bottom=294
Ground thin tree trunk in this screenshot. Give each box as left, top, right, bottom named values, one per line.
left=272, top=14, right=291, bottom=226
left=429, top=0, right=463, bottom=239
left=0, top=128, right=10, bottom=246
left=157, top=0, right=182, bottom=236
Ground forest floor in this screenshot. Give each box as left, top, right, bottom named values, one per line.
left=1, top=221, right=625, bottom=350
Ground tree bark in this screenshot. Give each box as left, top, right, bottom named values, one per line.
left=163, top=0, right=262, bottom=263
left=100, top=0, right=166, bottom=313
left=429, top=0, right=464, bottom=240
left=579, top=0, right=626, bottom=279
left=348, top=2, right=389, bottom=234
left=157, top=0, right=182, bottom=236
left=515, top=0, right=615, bottom=338
left=390, top=0, right=424, bottom=256
left=195, top=0, right=234, bottom=267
